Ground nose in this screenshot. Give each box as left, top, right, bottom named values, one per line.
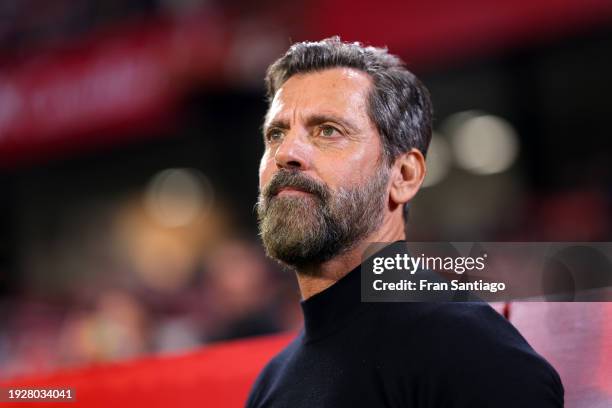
left=274, top=131, right=310, bottom=170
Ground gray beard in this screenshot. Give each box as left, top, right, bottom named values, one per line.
left=256, top=166, right=389, bottom=273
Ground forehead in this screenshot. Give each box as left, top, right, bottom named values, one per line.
left=266, top=67, right=373, bottom=124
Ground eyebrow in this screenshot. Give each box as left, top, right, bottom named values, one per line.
left=263, top=113, right=360, bottom=135
left=305, top=114, right=360, bottom=134
left=263, top=118, right=290, bottom=133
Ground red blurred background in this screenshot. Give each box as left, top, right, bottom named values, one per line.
left=0, top=0, right=611, bottom=406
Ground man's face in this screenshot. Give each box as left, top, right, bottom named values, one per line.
left=257, top=68, right=390, bottom=270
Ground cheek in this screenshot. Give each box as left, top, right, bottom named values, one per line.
left=258, top=150, right=274, bottom=190
left=321, top=146, right=378, bottom=188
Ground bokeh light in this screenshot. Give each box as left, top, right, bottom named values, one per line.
left=423, top=132, right=451, bottom=187
left=449, top=112, right=520, bottom=175
left=144, top=168, right=213, bottom=228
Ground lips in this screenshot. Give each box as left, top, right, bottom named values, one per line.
left=276, top=187, right=311, bottom=196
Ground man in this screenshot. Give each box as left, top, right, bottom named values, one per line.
left=248, top=37, right=564, bottom=407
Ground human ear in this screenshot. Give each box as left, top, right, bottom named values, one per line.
left=389, top=148, right=426, bottom=207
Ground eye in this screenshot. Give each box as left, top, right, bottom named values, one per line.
left=319, top=125, right=339, bottom=138
left=266, top=128, right=284, bottom=143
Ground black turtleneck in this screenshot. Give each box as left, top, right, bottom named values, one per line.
left=246, top=261, right=564, bottom=407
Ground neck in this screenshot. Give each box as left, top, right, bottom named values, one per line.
left=296, top=215, right=405, bottom=300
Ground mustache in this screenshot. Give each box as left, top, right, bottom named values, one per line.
left=262, top=170, right=330, bottom=201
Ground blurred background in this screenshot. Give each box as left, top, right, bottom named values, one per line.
left=0, top=0, right=611, bottom=405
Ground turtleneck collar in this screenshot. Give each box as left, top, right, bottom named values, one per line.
left=298, top=241, right=410, bottom=343
left=299, top=253, right=378, bottom=344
